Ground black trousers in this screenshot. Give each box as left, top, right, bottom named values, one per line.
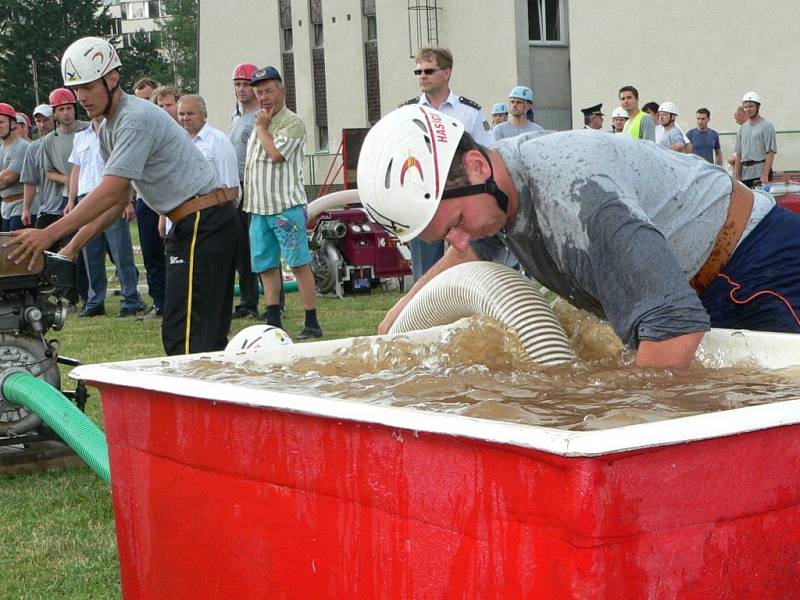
left=162, top=202, right=238, bottom=355
left=234, top=200, right=259, bottom=310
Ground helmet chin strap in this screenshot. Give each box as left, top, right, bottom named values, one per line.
left=101, top=73, right=120, bottom=116
left=440, top=148, right=509, bottom=213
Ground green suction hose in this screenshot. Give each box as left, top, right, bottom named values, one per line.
left=2, top=371, right=110, bottom=484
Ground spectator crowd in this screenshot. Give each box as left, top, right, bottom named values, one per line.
left=0, top=40, right=781, bottom=356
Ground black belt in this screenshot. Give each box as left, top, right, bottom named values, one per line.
left=741, top=159, right=765, bottom=167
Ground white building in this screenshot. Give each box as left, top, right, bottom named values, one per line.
left=104, top=0, right=165, bottom=48
left=198, top=1, right=800, bottom=181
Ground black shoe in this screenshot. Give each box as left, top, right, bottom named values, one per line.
left=78, top=305, right=105, bottom=318
left=232, top=306, right=259, bottom=319
left=118, top=305, right=144, bottom=318
left=296, top=326, right=323, bottom=340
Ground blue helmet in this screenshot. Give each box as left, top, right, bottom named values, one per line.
left=508, top=86, right=534, bottom=103
left=491, top=102, right=508, bottom=115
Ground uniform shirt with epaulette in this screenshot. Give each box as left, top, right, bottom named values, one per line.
left=400, top=91, right=493, bottom=146
left=0, top=137, right=30, bottom=220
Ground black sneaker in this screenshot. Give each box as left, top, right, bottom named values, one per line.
left=79, top=305, right=106, bottom=318
left=296, top=326, right=323, bottom=340
left=118, top=305, right=145, bottom=318
left=232, top=306, right=260, bottom=319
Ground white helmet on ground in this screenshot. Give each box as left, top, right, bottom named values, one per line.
left=224, top=325, right=294, bottom=355
left=357, top=105, right=465, bottom=242
left=61, top=37, right=122, bottom=86
left=742, top=91, right=761, bottom=104
left=611, top=106, right=628, bottom=119
left=657, top=101, right=678, bottom=115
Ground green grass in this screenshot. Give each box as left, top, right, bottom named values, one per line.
left=0, top=287, right=403, bottom=599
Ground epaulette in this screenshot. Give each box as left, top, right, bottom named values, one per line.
left=459, top=96, right=482, bottom=110
left=398, top=97, right=420, bottom=108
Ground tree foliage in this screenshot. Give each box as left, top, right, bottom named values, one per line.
left=0, top=0, right=112, bottom=114
left=117, top=29, right=172, bottom=90
left=158, top=0, right=198, bottom=93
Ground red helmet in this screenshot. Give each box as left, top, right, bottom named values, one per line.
left=232, top=63, right=258, bottom=81
left=16, top=112, right=31, bottom=127
left=49, top=87, right=77, bottom=107
left=0, top=103, right=16, bottom=120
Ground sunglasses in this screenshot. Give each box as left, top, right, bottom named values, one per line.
left=413, top=67, right=443, bottom=76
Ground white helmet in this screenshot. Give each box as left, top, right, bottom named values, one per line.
left=357, top=105, right=464, bottom=242
left=61, top=37, right=122, bottom=86
left=742, top=91, right=761, bottom=104
left=224, top=325, right=293, bottom=355
left=611, top=106, right=628, bottom=119
left=657, top=101, right=678, bottom=116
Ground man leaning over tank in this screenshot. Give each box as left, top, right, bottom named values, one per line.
left=358, top=106, right=800, bottom=370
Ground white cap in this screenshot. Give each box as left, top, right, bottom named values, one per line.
left=611, top=106, right=628, bottom=119
left=33, top=104, right=53, bottom=118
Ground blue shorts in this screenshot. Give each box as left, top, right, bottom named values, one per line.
left=700, top=205, right=800, bottom=333
left=249, top=205, right=312, bottom=272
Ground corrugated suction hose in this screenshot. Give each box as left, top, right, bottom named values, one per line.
left=2, top=371, right=110, bottom=483
left=389, top=261, right=575, bottom=365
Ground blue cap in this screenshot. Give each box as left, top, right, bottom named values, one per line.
left=508, top=86, right=534, bottom=103
left=491, top=102, right=508, bottom=115
left=250, top=66, right=282, bottom=86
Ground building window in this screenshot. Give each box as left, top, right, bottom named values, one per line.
left=363, top=2, right=380, bottom=124
left=279, top=0, right=296, bottom=112
left=283, top=28, right=293, bottom=52
left=528, top=0, right=566, bottom=45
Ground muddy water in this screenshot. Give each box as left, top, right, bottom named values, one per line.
left=142, top=305, right=800, bottom=431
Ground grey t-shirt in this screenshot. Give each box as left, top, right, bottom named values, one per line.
left=658, top=126, right=685, bottom=150
left=101, top=93, right=218, bottom=214
left=21, top=138, right=58, bottom=215
left=228, top=109, right=257, bottom=179
left=475, top=130, right=736, bottom=349
left=492, top=120, right=545, bottom=142
left=734, top=118, right=778, bottom=181
left=42, top=121, right=89, bottom=198
left=1, top=137, right=30, bottom=219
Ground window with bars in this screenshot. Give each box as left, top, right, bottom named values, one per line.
left=528, top=0, right=567, bottom=45
left=278, top=0, right=296, bottom=112
left=310, top=0, right=328, bottom=149
left=363, top=1, right=380, bottom=124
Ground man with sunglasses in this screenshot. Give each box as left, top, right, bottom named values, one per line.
left=399, top=46, right=492, bottom=281
left=358, top=105, right=800, bottom=370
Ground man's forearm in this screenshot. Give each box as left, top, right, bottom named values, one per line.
left=45, top=180, right=130, bottom=242
left=715, top=148, right=723, bottom=166
left=763, top=152, right=776, bottom=179
left=23, top=183, right=36, bottom=208
left=635, top=331, right=705, bottom=369
left=255, top=127, right=285, bottom=162
left=63, top=203, right=127, bottom=257
left=0, top=170, right=19, bottom=189
left=45, top=170, right=68, bottom=185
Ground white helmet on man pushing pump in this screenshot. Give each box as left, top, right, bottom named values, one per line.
left=61, top=37, right=122, bottom=86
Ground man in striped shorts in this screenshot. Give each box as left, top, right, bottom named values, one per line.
left=243, top=66, right=322, bottom=339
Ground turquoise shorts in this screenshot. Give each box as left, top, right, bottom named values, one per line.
left=249, top=205, right=312, bottom=272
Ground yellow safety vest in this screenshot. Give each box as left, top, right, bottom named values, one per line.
left=627, top=111, right=645, bottom=139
